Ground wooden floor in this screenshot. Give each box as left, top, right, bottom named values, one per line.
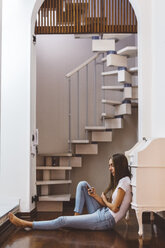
left=1, top=208, right=165, bottom=248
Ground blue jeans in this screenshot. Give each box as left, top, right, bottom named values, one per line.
left=33, top=181, right=115, bottom=230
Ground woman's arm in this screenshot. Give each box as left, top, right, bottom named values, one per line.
left=101, top=188, right=125, bottom=213
left=87, top=186, right=106, bottom=206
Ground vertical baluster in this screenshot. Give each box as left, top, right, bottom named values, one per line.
left=106, top=0, right=108, bottom=32
left=50, top=0, right=52, bottom=33
left=88, top=0, right=91, bottom=32
left=65, top=0, right=67, bottom=33
left=47, top=0, right=49, bottom=34
left=41, top=6, right=43, bottom=34
left=82, top=0, right=85, bottom=33
left=91, top=0, right=93, bottom=32
left=53, top=0, right=55, bottom=33
left=121, top=0, right=123, bottom=32
left=60, top=0, right=64, bottom=34
left=124, top=0, right=126, bottom=32
left=68, top=77, right=72, bottom=153
left=118, top=0, right=120, bottom=32
left=94, top=59, right=97, bottom=126
left=85, top=0, right=87, bottom=32
left=115, top=0, right=117, bottom=32
left=127, top=0, right=129, bottom=32
left=86, top=65, right=89, bottom=138
left=77, top=71, right=80, bottom=139
left=97, top=0, right=99, bottom=32
left=109, top=0, right=111, bottom=32
left=79, top=0, right=82, bottom=33
left=59, top=0, right=61, bottom=33
left=56, top=0, right=58, bottom=33
left=112, top=0, right=114, bottom=32
left=94, top=0, right=96, bottom=33
left=129, top=1, right=131, bottom=32
left=44, top=1, right=46, bottom=33
left=103, top=0, right=105, bottom=33
left=102, top=54, right=105, bottom=126
left=71, top=0, right=73, bottom=33
left=68, top=0, right=69, bottom=33
left=76, top=0, right=78, bottom=33
left=100, top=0, right=102, bottom=33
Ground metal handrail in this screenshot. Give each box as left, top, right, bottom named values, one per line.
left=66, top=53, right=100, bottom=78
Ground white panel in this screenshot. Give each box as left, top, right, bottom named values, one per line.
left=92, top=39, right=115, bottom=52
left=118, top=70, right=132, bottom=84
left=107, top=54, right=127, bottom=67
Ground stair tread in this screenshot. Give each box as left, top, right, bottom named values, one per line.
left=36, top=166, right=72, bottom=170
left=102, top=99, right=122, bottom=105
left=36, top=180, right=72, bottom=185
left=39, top=194, right=71, bottom=202
left=128, top=67, right=138, bottom=73
left=102, top=85, right=124, bottom=90
left=101, top=113, right=122, bottom=119
left=101, top=70, right=118, bottom=76
left=71, top=140, right=90, bottom=144
left=85, top=126, right=106, bottom=131
left=117, top=46, right=137, bottom=57
left=38, top=153, right=72, bottom=157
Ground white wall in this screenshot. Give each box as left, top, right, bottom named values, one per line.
left=151, top=0, right=165, bottom=137
left=0, top=0, right=36, bottom=212
left=0, top=0, right=2, bottom=172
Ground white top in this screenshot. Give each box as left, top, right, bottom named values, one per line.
left=109, top=176, right=132, bottom=223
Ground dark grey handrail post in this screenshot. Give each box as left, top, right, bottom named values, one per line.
left=94, top=58, right=97, bottom=125
left=102, top=53, right=105, bottom=125
left=68, top=77, right=72, bottom=153
left=77, top=71, right=80, bottom=139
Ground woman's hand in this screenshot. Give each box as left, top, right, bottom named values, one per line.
left=87, top=186, right=96, bottom=197
left=101, top=192, right=108, bottom=204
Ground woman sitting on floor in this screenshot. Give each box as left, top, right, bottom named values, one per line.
left=9, top=153, right=132, bottom=231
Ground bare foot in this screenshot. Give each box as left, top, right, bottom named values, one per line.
left=8, top=212, right=32, bottom=228
left=74, top=212, right=80, bottom=216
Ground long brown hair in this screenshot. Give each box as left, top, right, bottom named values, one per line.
left=104, top=153, right=131, bottom=196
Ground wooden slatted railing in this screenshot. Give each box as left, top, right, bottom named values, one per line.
left=35, top=0, right=137, bottom=34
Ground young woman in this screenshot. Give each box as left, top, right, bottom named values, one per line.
left=9, top=153, right=132, bottom=230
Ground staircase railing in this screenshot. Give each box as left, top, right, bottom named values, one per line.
left=66, top=52, right=102, bottom=153
left=35, top=0, right=137, bottom=34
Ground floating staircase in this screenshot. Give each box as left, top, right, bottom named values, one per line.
left=36, top=36, right=138, bottom=212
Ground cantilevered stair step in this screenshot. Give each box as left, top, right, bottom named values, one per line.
left=92, top=39, right=115, bottom=52
left=101, top=113, right=115, bottom=119
left=117, top=46, right=137, bottom=57
left=92, top=131, right=112, bottom=142
left=85, top=126, right=106, bottom=131
left=36, top=180, right=72, bottom=185
left=39, top=194, right=71, bottom=202
left=102, top=99, right=122, bottom=106
left=59, top=156, right=82, bottom=168
left=38, top=153, right=72, bottom=157
left=75, top=144, right=98, bottom=155
left=105, top=118, right=124, bottom=129
left=132, top=86, right=138, bottom=99
left=102, top=85, right=124, bottom=91
left=101, top=70, right=118, bottom=76
left=128, top=67, right=138, bottom=74
left=115, top=103, right=132, bottom=116
left=71, top=140, right=90, bottom=144
left=107, top=54, right=127, bottom=67
left=36, top=166, right=72, bottom=170
left=118, top=70, right=132, bottom=84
